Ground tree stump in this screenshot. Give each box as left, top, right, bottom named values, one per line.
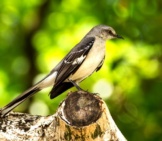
left=0, top=91, right=127, bottom=141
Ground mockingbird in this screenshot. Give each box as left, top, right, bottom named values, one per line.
left=0, top=25, right=123, bottom=116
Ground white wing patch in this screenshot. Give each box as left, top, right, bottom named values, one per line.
left=72, top=55, right=86, bottom=65
left=64, top=60, right=71, bottom=64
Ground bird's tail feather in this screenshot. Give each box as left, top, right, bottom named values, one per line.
left=0, top=71, right=57, bottom=117
left=0, top=86, right=41, bottom=117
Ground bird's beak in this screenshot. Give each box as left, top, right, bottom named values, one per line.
left=115, top=34, right=124, bottom=39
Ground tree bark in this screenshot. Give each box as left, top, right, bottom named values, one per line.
left=0, top=91, right=127, bottom=141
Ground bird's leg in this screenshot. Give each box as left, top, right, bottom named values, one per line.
left=68, top=79, right=83, bottom=91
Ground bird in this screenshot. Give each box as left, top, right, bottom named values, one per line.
left=0, top=24, right=123, bottom=117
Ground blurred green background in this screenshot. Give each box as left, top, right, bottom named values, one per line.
left=0, top=0, right=162, bottom=140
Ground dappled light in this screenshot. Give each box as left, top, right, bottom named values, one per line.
left=0, top=0, right=162, bottom=140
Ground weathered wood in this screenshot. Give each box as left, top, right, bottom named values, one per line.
left=0, top=91, right=127, bottom=141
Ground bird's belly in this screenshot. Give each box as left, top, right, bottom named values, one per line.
left=69, top=44, right=105, bottom=82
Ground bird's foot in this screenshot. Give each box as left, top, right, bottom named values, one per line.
left=68, top=79, right=83, bottom=91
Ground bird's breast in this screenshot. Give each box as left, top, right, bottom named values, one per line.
left=69, top=40, right=106, bottom=82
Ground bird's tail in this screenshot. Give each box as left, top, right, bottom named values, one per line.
left=0, top=71, right=57, bottom=117
left=0, top=86, right=41, bottom=117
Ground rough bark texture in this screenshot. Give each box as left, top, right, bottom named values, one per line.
left=0, top=91, right=127, bottom=141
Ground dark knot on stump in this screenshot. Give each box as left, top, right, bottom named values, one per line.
left=63, top=91, right=102, bottom=127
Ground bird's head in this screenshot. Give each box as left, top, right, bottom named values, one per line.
left=90, top=25, right=123, bottom=40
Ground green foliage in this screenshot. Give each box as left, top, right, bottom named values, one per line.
left=0, top=0, right=162, bottom=140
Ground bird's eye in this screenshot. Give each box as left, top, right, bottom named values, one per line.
left=108, top=30, right=112, bottom=35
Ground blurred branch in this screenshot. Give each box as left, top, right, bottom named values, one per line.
left=23, top=0, right=51, bottom=87
left=0, top=91, right=126, bottom=141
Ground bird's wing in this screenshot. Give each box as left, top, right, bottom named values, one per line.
left=54, top=37, right=95, bottom=87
